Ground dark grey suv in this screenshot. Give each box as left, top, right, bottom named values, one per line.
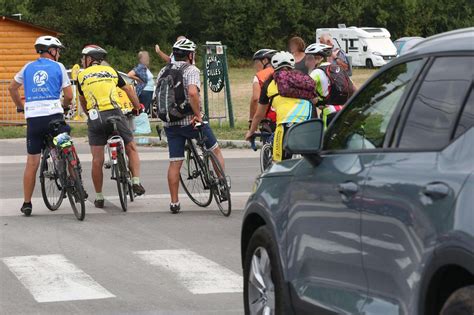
left=241, top=28, right=474, bottom=315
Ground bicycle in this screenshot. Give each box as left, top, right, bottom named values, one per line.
left=39, top=119, right=86, bottom=221
left=179, top=122, right=232, bottom=217
left=249, top=131, right=274, bottom=172
left=103, top=115, right=134, bottom=211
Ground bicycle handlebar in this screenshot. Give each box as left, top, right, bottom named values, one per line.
left=249, top=132, right=273, bottom=152
left=194, top=121, right=209, bottom=128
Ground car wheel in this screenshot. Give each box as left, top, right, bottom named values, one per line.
left=243, top=226, right=291, bottom=315
left=440, top=285, right=474, bottom=315
left=366, top=59, right=374, bottom=68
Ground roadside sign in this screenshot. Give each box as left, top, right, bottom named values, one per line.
left=202, top=42, right=234, bottom=128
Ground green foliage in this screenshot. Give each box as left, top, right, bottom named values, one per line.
left=1, top=0, right=472, bottom=71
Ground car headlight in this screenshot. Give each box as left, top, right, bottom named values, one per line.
left=251, top=179, right=261, bottom=194
left=372, top=51, right=382, bottom=56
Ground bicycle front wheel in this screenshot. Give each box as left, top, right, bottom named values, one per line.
left=260, top=143, right=273, bottom=172
left=40, top=147, right=65, bottom=210
left=66, top=165, right=86, bottom=221
left=206, top=151, right=231, bottom=217
left=179, top=141, right=213, bottom=207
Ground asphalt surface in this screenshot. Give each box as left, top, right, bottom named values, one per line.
left=0, top=138, right=260, bottom=315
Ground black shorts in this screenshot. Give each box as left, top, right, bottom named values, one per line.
left=87, top=109, right=134, bottom=146
left=26, top=114, right=69, bottom=155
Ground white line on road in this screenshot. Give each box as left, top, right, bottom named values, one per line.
left=0, top=193, right=251, bottom=216
left=2, top=254, right=115, bottom=303
left=0, top=150, right=259, bottom=164
left=135, top=249, right=243, bottom=294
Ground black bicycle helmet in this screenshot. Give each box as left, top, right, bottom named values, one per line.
left=253, top=49, right=277, bottom=61
left=82, top=45, right=108, bottom=61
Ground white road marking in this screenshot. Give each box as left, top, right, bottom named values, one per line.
left=135, top=249, right=243, bottom=294
left=0, top=193, right=250, bottom=216
left=2, top=254, right=115, bottom=303
left=0, top=150, right=259, bottom=164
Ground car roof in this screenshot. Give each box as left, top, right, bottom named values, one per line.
left=408, top=27, right=474, bottom=55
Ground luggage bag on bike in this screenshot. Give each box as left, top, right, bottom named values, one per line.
left=155, top=63, right=193, bottom=122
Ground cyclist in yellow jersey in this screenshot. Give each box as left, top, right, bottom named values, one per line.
left=77, top=45, right=145, bottom=208
left=246, top=51, right=312, bottom=161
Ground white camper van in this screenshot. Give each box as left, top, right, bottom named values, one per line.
left=316, top=26, right=398, bottom=68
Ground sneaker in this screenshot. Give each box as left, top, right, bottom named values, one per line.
left=170, top=203, right=181, bottom=214
left=21, top=202, right=32, bottom=216
left=94, top=199, right=105, bottom=209
left=132, top=183, right=146, bottom=196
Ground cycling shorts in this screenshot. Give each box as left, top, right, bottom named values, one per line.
left=26, top=113, right=69, bottom=155
left=165, top=124, right=218, bottom=161
left=272, top=123, right=292, bottom=162
left=87, top=109, right=134, bottom=146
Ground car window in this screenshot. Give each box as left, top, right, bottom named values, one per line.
left=454, top=88, right=474, bottom=139
left=398, top=56, right=473, bottom=149
left=324, top=60, right=422, bottom=151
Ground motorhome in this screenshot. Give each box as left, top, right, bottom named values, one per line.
left=316, top=26, right=398, bottom=68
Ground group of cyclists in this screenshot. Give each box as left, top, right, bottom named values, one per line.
left=245, top=35, right=356, bottom=165
left=8, top=33, right=353, bottom=217
left=8, top=35, right=219, bottom=217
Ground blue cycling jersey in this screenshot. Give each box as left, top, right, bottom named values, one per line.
left=14, top=58, right=70, bottom=118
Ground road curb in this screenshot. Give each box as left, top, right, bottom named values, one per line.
left=135, top=136, right=259, bottom=149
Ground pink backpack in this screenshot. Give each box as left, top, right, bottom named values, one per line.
left=272, top=69, right=316, bottom=101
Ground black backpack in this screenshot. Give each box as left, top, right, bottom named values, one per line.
left=155, top=63, right=192, bottom=122
left=318, top=64, right=354, bottom=105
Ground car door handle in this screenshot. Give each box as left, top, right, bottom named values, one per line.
left=337, top=182, right=359, bottom=196
left=422, top=182, right=450, bottom=200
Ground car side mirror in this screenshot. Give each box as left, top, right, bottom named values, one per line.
left=284, top=119, right=324, bottom=165
left=363, top=46, right=368, bottom=52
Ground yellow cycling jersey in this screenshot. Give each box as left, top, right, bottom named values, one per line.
left=77, top=65, right=124, bottom=112
left=260, top=79, right=312, bottom=125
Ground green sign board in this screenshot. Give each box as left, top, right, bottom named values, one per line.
left=202, top=43, right=234, bottom=128
left=206, top=55, right=225, bottom=93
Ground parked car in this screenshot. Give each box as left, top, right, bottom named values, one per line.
left=241, top=28, right=474, bottom=315
left=394, top=36, right=425, bottom=56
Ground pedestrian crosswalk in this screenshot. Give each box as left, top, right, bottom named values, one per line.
left=135, top=249, right=243, bottom=294
left=2, top=249, right=243, bottom=304
left=2, top=254, right=115, bottom=303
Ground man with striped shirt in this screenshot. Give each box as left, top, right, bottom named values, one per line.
left=156, top=39, right=225, bottom=214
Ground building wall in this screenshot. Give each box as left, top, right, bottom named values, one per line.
left=0, top=17, right=59, bottom=122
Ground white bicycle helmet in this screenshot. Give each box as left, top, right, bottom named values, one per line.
left=34, top=36, right=64, bottom=53
left=173, top=38, right=196, bottom=52
left=81, top=45, right=108, bottom=61
left=305, top=43, right=332, bottom=57
left=271, top=51, right=295, bottom=70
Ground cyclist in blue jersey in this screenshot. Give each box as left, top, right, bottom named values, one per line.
left=8, top=36, right=73, bottom=216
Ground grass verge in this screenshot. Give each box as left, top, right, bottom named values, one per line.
left=0, top=120, right=248, bottom=141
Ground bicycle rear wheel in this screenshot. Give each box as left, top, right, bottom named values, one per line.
left=206, top=151, right=231, bottom=217
left=115, top=151, right=129, bottom=212
left=40, top=147, right=65, bottom=210
left=260, top=143, right=273, bottom=172
left=180, top=141, right=213, bottom=207
left=66, top=165, right=85, bottom=221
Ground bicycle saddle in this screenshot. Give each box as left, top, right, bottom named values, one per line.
left=48, top=119, right=66, bottom=130
left=106, top=115, right=122, bottom=124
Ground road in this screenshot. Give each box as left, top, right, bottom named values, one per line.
left=0, top=139, right=260, bottom=315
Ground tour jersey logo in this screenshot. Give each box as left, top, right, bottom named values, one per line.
left=33, top=70, right=49, bottom=86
